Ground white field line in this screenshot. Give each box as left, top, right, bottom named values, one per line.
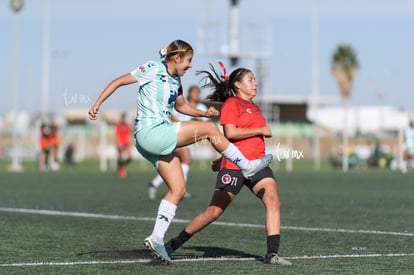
left=1, top=253, right=414, bottom=267
left=0, top=207, right=413, bottom=237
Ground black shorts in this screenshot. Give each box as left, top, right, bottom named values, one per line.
left=215, top=167, right=275, bottom=195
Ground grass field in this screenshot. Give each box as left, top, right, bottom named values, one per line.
left=1, top=160, right=414, bottom=274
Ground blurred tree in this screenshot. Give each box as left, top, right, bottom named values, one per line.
left=332, top=44, right=359, bottom=98
left=331, top=44, right=359, bottom=172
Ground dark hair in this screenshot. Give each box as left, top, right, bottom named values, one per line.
left=197, top=64, right=251, bottom=102
left=159, top=40, right=193, bottom=61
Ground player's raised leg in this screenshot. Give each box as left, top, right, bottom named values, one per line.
left=176, top=120, right=272, bottom=178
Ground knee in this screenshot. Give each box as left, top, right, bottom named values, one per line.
left=205, top=207, right=224, bottom=221
left=169, top=185, right=186, bottom=200
left=264, top=195, right=281, bottom=211
left=204, top=121, right=219, bottom=134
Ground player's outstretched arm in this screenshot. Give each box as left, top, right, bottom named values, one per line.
left=88, top=73, right=137, bottom=120
left=175, top=96, right=219, bottom=118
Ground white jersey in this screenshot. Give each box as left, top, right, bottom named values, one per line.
left=130, top=61, right=182, bottom=131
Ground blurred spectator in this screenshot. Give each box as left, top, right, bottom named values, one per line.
left=49, top=122, right=60, bottom=171
left=405, top=120, right=414, bottom=169
left=64, top=143, right=75, bottom=166
left=39, top=123, right=51, bottom=171
left=115, top=112, right=132, bottom=179
left=39, top=122, right=60, bottom=171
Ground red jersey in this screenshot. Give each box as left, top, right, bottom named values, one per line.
left=115, top=122, right=132, bottom=146
left=40, top=125, right=51, bottom=150
left=220, top=97, right=266, bottom=170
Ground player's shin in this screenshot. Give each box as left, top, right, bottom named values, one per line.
left=150, top=199, right=177, bottom=241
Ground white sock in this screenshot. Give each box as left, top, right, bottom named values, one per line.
left=151, top=174, right=164, bottom=188
left=151, top=199, right=177, bottom=241
left=221, top=143, right=249, bottom=169
left=181, top=163, right=190, bottom=183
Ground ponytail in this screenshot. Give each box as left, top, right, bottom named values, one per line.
left=159, top=40, right=193, bottom=61
left=198, top=63, right=251, bottom=102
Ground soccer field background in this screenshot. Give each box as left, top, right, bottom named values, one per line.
left=1, top=160, right=413, bottom=274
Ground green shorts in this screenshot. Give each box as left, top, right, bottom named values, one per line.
left=134, top=122, right=181, bottom=168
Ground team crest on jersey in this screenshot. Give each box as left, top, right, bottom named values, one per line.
left=139, top=66, right=146, bottom=72
left=246, top=108, right=252, bottom=114
left=221, top=173, right=232, bottom=185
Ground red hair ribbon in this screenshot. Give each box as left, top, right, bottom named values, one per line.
left=218, top=61, right=230, bottom=81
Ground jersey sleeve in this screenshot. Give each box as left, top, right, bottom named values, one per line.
left=220, top=98, right=240, bottom=126
left=130, top=61, right=159, bottom=86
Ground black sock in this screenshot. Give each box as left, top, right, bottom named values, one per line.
left=267, top=234, right=280, bottom=255
left=117, top=160, right=123, bottom=169
left=165, top=230, right=193, bottom=254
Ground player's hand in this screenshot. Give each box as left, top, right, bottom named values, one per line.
left=205, top=107, right=220, bottom=118
left=210, top=157, right=222, bottom=172
left=262, top=126, right=272, bottom=138
left=88, top=105, right=100, bottom=120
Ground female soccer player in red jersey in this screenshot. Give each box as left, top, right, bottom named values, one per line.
left=165, top=63, right=292, bottom=265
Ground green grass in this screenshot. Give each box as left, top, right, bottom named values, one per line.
left=1, top=160, right=414, bottom=274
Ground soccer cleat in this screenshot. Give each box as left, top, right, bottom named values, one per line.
left=118, top=166, right=127, bottom=179
left=241, top=154, right=273, bottom=178
left=148, top=183, right=157, bottom=200
left=144, top=236, right=172, bottom=263
left=264, top=253, right=292, bottom=266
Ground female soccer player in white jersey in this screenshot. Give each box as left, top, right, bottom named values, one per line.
left=164, top=63, right=292, bottom=265
left=88, top=40, right=272, bottom=262
left=147, top=85, right=208, bottom=200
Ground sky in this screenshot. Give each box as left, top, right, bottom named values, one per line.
left=1, top=0, right=413, bottom=116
